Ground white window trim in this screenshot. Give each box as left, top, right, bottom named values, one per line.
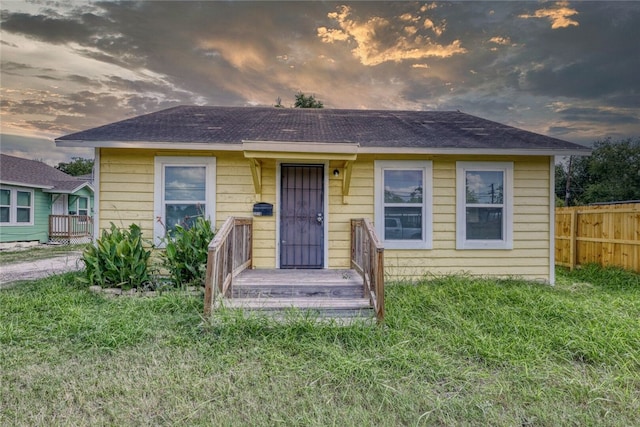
left=374, top=160, right=433, bottom=250
left=70, top=196, right=89, bottom=216
left=456, top=161, right=513, bottom=250
left=0, top=186, right=34, bottom=226
left=153, top=156, right=216, bottom=246
left=77, top=196, right=89, bottom=216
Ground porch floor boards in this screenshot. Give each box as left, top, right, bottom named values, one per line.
left=219, top=269, right=374, bottom=322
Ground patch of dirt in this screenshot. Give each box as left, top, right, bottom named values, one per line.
left=0, top=252, right=83, bottom=289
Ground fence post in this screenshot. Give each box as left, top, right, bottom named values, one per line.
left=569, top=209, right=577, bottom=270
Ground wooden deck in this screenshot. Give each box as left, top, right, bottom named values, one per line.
left=218, top=269, right=374, bottom=322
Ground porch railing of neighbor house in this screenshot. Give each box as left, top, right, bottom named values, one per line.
left=49, top=215, right=93, bottom=243
left=351, top=218, right=385, bottom=322
left=204, top=217, right=253, bottom=316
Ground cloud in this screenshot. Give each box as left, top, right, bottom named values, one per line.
left=1, top=61, right=56, bottom=75
left=0, top=133, right=92, bottom=165
left=0, top=11, right=100, bottom=43
left=317, top=5, right=466, bottom=66
left=0, top=0, right=638, bottom=152
left=489, top=36, right=511, bottom=46
left=555, top=106, right=639, bottom=125
left=423, top=18, right=445, bottom=37
left=519, top=1, right=579, bottom=29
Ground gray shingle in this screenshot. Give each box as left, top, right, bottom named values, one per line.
left=0, top=154, right=91, bottom=192
left=56, top=106, right=589, bottom=152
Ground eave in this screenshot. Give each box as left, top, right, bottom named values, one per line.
left=357, top=147, right=592, bottom=156
left=55, top=139, right=241, bottom=151
left=42, top=182, right=94, bottom=195
left=55, top=139, right=591, bottom=157
left=0, top=180, right=53, bottom=190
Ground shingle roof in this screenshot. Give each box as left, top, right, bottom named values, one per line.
left=0, top=154, right=92, bottom=193
left=56, top=105, right=589, bottom=153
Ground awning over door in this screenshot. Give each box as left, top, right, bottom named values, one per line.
left=242, top=141, right=358, bottom=202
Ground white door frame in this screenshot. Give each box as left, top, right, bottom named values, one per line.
left=275, top=160, right=329, bottom=269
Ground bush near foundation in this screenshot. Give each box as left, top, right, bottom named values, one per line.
left=80, top=223, right=152, bottom=290
left=161, top=216, right=215, bottom=288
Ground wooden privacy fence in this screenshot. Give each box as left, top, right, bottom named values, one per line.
left=555, top=203, right=640, bottom=272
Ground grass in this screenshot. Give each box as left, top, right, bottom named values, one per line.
left=0, top=244, right=89, bottom=265
left=1, top=265, right=639, bottom=426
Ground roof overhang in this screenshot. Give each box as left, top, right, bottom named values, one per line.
left=56, top=138, right=590, bottom=157
left=0, top=180, right=53, bottom=190
left=241, top=141, right=359, bottom=201
left=42, top=182, right=94, bottom=194
left=357, top=147, right=592, bottom=156
left=242, top=141, right=359, bottom=160
left=55, top=139, right=242, bottom=151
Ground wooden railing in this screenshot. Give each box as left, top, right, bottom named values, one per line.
left=204, top=217, right=253, bottom=316
left=351, top=218, right=385, bottom=322
left=49, top=215, right=93, bottom=238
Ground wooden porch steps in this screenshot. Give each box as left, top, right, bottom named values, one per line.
left=219, top=269, right=374, bottom=322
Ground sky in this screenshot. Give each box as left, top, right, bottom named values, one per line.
left=1, top=1, right=639, bottom=165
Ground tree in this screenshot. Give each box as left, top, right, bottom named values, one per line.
left=555, top=137, right=640, bottom=205
left=56, top=157, right=94, bottom=176
left=294, top=92, right=324, bottom=108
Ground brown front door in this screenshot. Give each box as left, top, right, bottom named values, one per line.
left=280, top=164, right=324, bottom=269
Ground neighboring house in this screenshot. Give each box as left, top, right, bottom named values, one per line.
left=56, top=106, right=589, bottom=283
left=0, top=154, right=94, bottom=244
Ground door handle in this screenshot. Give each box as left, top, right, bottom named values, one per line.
left=316, top=212, right=324, bottom=224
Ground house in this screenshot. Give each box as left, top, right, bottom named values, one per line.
left=0, top=154, right=94, bottom=245
left=56, top=106, right=589, bottom=284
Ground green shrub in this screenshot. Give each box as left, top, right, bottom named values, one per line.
left=80, top=223, right=152, bottom=290
left=161, top=216, right=215, bottom=288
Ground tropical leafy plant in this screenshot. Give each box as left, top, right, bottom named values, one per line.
left=80, top=222, right=152, bottom=289
left=161, top=216, right=215, bottom=288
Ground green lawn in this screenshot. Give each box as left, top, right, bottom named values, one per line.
left=1, top=266, right=639, bottom=426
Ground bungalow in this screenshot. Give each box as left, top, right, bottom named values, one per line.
left=56, top=106, right=589, bottom=284
left=0, top=154, right=94, bottom=245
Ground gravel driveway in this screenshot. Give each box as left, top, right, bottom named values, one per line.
left=0, top=252, right=83, bottom=288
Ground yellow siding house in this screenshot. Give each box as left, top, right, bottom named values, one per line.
left=57, top=107, right=589, bottom=284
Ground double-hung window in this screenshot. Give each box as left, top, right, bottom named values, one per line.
left=77, top=197, right=89, bottom=217
left=374, top=160, right=432, bottom=249
left=0, top=186, right=33, bottom=225
left=456, top=161, right=513, bottom=249
left=153, top=156, right=216, bottom=245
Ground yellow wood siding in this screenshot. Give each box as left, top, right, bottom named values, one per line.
left=98, top=149, right=551, bottom=281
left=379, top=156, right=551, bottom=281
left=99, top=149, right=155, bottom=237
left=328, top=159, right=374, bottom=268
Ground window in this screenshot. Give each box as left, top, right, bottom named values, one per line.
left=0, top=189, right=9, bottom=223
left=0, top=186, right=34, bottom=225
left=456, top=161, right=513, bottom=250
left=153, top=156, right=216, bottom=245
left=76, top=197, right=89, bottom=217
left=374, top=160, right=432, bottom=249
